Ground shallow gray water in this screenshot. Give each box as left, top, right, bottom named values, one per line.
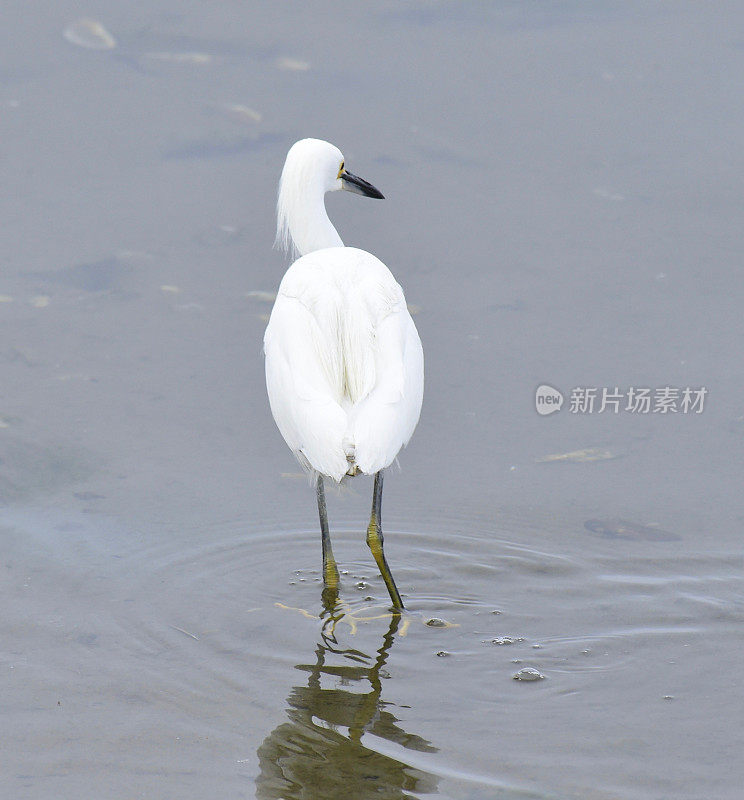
left=2, top=2, right=744, bottom=798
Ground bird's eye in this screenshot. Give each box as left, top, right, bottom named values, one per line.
left=337, top=162, right=344, bottom=179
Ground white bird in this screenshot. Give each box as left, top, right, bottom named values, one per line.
left=264, top=139, right=424, bottom=610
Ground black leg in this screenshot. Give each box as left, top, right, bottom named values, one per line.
left=366, top=470, right=404, bottom=610
left=317, top=474, right=339, bottom=603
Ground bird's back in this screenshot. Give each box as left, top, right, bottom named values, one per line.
left=264, top=247, right=423, bottom=481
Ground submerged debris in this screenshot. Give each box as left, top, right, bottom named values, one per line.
left=33, top=256, right=132, bottom=292
left=537, top=447, right=617, bottom=463
left=145, top=52, right=212, bottom=64
left=276, top=57, right=310, bottom=71
left=63, top=18, right=116, bottom=50
left=220, top=103, right=262, bottom=124
left=584, top=518, right=681, bottom=542
left=170, top=625, right=199, bottom=641
left=246, top=290, right=277, bottom=303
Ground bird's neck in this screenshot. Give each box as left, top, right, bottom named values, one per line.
left=290, top=189, right=344, bottom=256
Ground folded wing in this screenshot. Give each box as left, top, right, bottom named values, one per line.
left=264, top=247, right=424, bottom=482
left=264, top=289, right=350, bottom=481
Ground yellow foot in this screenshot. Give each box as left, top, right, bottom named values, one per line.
left=366, top=523, right=404, bottom=610
left=275, top=600, right=413, bottom=637
left=322, top=554, right=340, bottom=591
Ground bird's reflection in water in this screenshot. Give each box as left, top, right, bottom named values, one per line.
left=256, top=609, right=438, bottom=799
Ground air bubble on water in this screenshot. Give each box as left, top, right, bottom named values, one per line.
left=513, top=667, right=545, bottom=682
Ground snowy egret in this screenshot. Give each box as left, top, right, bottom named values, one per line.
left=264, top=139, right=424, bottom=610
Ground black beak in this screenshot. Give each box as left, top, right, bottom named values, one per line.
left=341, top=170, right=385, bottom=199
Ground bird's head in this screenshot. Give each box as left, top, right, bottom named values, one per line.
left=282, top=138, right=384, bottom=199
left=276, top=138, right=384, bottom=258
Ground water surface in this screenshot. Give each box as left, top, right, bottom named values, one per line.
left=2, top=2, right=743, bottom=798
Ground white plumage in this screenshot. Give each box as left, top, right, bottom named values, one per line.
left=264, top=139, right=424, bottom=483
left=263, top=138, right=422, bottom=609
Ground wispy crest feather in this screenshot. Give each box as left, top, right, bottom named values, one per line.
left=273, top=138, right=345, bottom=260
left=274, top=151, right=305, bottom=260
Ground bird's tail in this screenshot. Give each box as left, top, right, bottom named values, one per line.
left=342, top=437, right=360, bottom=477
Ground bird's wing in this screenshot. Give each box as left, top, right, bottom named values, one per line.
left=264, top=277, right=350, bottom=482
left=346, top=291, right=424, bottom=476
left=264, top=247, right=423, bottom=480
